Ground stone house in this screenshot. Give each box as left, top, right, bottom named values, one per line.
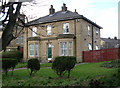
left=23, top=4, right=102, bottom=62
left=101, top=37, right=120, bottom=49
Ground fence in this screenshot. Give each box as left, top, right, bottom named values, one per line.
left=83, top=48, right=120, bottom=63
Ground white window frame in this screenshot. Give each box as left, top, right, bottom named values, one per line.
left=63, top=23, right=69, bottom=34
left=16, top=37, right=19, bottom=44
left=88, top=43, right=92, bottom=50
left=96, top=29, right=99, bottom=38
left=47, top=25, right=51, bottom=35
left=60, top=42, right=67, bottom=56
left=69, top=42, right=72, bottom=56
left=29, top=44, right=34, bottom=56
left=32, top=27, right=37, bottom=37
left=35, top=44, right=38, bottom=56
left=88, top=25, right=90, bottom=35
left=21, top=36, right=23, bottom=44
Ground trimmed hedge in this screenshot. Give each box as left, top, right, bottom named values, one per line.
left=27, top=58, right=40, bottom=76
left=2, top=58, right=18, bottom=76
left=52, top=56, right=76, bottom=78
left=2, top=51, right=23, bottom=62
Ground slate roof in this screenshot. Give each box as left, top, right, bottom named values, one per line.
left=26, top=10, right=102, bottom=29
left=101, top=38, right=120, bottom=43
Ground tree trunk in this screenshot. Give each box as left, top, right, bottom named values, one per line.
left=5, top=70, right=8, bottom=76
left=68, top=70, right=70, bottom=78
left=59, top=71, right=62, bottom=77
left=11, top=67, right=14, bottom=76
left=30, top=69, right=33, bottom=76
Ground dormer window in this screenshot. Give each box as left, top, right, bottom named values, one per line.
left=47, top=25, right=51, bottom=35
left=63, top=23, right=69, bottom=34
left=32, top=27, right=37, bottom=37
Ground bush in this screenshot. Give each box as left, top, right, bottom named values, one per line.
left=100, top=59, right=120, bottom=68
left=52, top=56, right=76, bottom=78
left=2, top=51, right=23, bottom=62
left=27, top=58, right=40, bottom=76
left=2, top=58, right=18, bottom=76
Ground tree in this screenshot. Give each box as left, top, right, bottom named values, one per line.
left=0, top=1, right=23, bottom=51
left=0, top=0, right=36, bottom=52
left=0, top=0, right=51, bottom=51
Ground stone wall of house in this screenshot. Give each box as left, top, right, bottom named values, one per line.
left=23, top=19, right=101, bottom=62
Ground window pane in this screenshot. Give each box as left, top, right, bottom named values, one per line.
left=35, top=44, right=38, bottom=56
left=32, top=27, right=37, bottom=37
left=60, top=42, right=67, bottom=56
left=29, top=44, right=34, bottom=56
left=63, top=23, right=69, bottom=34
left=47, top=25, right=51, bottom=35
left=21, top=36, right=23, bottom=44
left=96, top=29, right=98, bottom=38
left=96, top=45, right=99, bottom=50
left=69, top=42, right=72, bottom=56
left=88, top=43, right=92, bottom=50
left=88, top=25, right=90, bottom=35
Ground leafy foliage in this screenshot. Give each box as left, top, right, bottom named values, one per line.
left=2, top=51, right=23, bottom=62
left=100, top=59, right=120, bottom=68
left=52, top=56, right=76, bottom=78
left=2, top=58, right=18, bottom=76
left=27, top=58, right=40, bottom=76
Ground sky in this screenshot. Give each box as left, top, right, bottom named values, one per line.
left=21, top=0, right=119, bottom=39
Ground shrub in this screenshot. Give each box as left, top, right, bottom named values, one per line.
left=27, top=58, right=40, bottom=76
left=2, top=51, right=23, bottom=62
left=100, top=59, right=120, bottom=68
left=89, top=79, right=103, bottom=88
left=52, top=56, right=76, bottom=78
left=2, top=58, right=18, bottom=76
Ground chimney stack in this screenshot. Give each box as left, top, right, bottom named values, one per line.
left=49, top=5, right=55, bottom=15
left=114, top=36, right=117, bottom=40
left=62, top=3, right=67, bottom=12
left=74, top=9, right=78, bottom=13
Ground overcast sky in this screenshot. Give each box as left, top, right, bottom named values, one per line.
left=22, top=0, right=119, bottom=38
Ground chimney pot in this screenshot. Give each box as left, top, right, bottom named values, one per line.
left=49, top=5, right=55, bottom=15
left=62, top=3, right=67, bottom=12
left=74, top=9, right=78, bottom=13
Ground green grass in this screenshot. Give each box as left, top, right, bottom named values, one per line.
left=2, top=62, right=118, bottom=86
left=40, top=63, right=52, bottom=68
left=15, top=62, right=27, bottom=69
left=15, top=62, right=52, bottom=69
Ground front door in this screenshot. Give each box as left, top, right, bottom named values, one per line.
left=48, top=44, right=52, bottom=61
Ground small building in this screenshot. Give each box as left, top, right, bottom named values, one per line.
left=23, top=4, right=102, bottom=62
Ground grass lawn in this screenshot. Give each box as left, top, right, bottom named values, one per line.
left=15, top=62, right=52, bottom=69
left=2, top=62, right=118, bottom=86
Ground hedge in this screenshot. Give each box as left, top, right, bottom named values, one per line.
left=2, top=58, right=18, bottom=76
left=2, top=51, right=23, bottom=62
